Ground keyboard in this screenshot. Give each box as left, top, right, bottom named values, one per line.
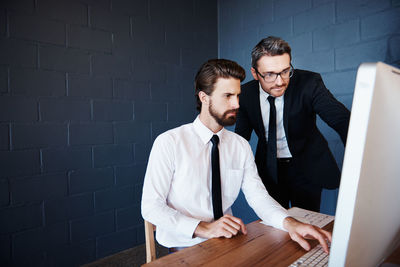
left=288, top=243, right=330, bottom=267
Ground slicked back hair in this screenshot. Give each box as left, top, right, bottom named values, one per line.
left=251, top=36, right=292, bottom=69
left=195, top=59, right=246, bottom=112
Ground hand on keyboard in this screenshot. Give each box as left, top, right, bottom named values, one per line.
left=283, top=217, right=332, bottom=253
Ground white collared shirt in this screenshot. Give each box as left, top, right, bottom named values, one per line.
left=141, top=116, right=288, bottom=248
left=259, top=83, right=292, bottom=158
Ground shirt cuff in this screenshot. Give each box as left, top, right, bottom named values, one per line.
left=176, top=215, right=202, bottom=239
left=261, top=209, right=290, bottom=231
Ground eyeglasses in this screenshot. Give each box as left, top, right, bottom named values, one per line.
left=255, top=64, right=294, bottom=83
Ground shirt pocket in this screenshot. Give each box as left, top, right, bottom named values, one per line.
left=222, top=169, right=244, bottom=209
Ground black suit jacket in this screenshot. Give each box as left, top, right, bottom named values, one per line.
left=235, top=69, right=350, bottom=189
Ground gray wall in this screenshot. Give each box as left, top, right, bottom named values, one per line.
left=219, top=0, right=400, bottom=220
left=0, top=0, right=217, bottom=265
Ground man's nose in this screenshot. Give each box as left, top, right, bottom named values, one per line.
left=232, top=97, right=239, bottom=109
left=275, top=74, right=284, bottom=86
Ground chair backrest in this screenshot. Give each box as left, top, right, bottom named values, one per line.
left=144, top=220, right=156, bottom=263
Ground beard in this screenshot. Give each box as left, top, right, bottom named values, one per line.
left=209, top=102, right=238, bottom=126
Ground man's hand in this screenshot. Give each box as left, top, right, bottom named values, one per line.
left=194, top=214, right=247, bottom=239
left=283, top=217, right=332, bottom=253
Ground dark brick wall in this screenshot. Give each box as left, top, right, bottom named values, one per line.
left=0, top=0, right=217, bottom=265
left=219, top=0, right=400, bottom=219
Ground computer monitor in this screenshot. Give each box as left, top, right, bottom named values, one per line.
left=329, top=62, right=400, bottom=266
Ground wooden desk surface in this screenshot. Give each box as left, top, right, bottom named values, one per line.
left=143, top=221, right=333, bottom=267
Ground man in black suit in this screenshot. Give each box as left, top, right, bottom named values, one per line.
left=235, top=36, right=350, bottom=212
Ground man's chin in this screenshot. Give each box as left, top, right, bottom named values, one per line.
left=270, top=88, right=286, bottom=97
left=222, top=116, right=237, bottom=126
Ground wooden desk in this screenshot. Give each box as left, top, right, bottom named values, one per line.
left=143, top=221, right=333, bottom=267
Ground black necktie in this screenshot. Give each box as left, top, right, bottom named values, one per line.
left=211, top=135, right=223, bottom=220
left=267, top=96, right=278, bottom=183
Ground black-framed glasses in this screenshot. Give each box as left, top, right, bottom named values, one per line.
left=255, top=64, right=294, bottom=83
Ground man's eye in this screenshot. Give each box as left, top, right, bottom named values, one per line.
left=265, top=73, right=275, bottom=78
left=282, top=69, right=290, bottom=74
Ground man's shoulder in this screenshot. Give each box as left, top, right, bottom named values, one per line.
left=223, top=129, right=252, bottom=148
left=240, top=80, right=259, bottom=99
left=292, top=69, right=322, bottom=82
left=241, top=80, right=259, bottom=91
left=154, top=122, right=193, bottom=144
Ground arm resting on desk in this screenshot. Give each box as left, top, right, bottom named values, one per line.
left=194, top=214, right=247, bottom=239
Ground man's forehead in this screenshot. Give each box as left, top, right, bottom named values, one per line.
left=213, top=77, right=241, bottom=93
left=257, top=54, right=291, bottom=72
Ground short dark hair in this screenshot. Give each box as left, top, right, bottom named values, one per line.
left=251, top=36, right=292, bottom=69
left=194, top=59, right=245, bottom=112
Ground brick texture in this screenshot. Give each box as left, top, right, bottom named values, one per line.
left=68, top=25, right=112, bottom=52
left=93, top=144, right=133, bottom=167
left=361, top=8, right=400, bottom=40
left=0, top=124, right=9, bottom=150
left=116, top=204, right=142, bottom=230
left=13, top=222, right=69, bottom=259
left=115, top=164, right=146, bottom=186
left=0, top=150, right=40, bottom=178
left=12, top=123, right=68, bottom=149
left=293, top=3, right=335, bottom=35
left=40, top=45, right=90, bottom=74
left=0, top=0, right=217, bottom=265
left=70, top=211, right=115, bottom=243
left=69, top=122, right=113, bottom=145
left=68, top=74, right=112, bottom=98
left=0, top=179, right=9, bottom=207
left=10, top=68, right=65, bottom=96
left=92, top=100, right=133, bottom=121
left=42, top=147, right=92, bottom=172
left=69, top=167, right=114, bottom=195
left=96, top=228, right=136, bottom=259
left=36, top=0, right=87, bottom=25
left=0, top=97, right=38, bottom=122
left=0, top=65, right=7, bottom=94
left=0, top=204, right=42, bottom=234
left=40, top=98, right=91, bottom=122
left=218, top=0, right=400, bottom=218
left=11, top=173, right=68, bottom=204
left=335, top=39, right=388, bottom=70
left=114, top=121, right=151, bottom=144
left=0, top=234, right=11, bottom=264
left=0, top=39, right=36, bottom=68
left=10, top=14, right=65, bottom=45
left=95, top=185, right=134, bottom=211
left=0, top=8, right=6, bottom=37
left=44, top=193, right=94, bottom=224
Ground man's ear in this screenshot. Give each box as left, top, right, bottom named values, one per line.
left=251, top=67, right=259, bottom=81
left=198, top=91, right=209, bottom=106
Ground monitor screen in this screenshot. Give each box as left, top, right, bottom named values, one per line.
left=329, top=62, right=400, bottom=266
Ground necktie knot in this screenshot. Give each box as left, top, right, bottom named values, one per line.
left=267, top=95, right=275, bottom=104
left=211, top=135, right=219, bottom=146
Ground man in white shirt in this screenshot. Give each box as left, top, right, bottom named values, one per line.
left=141, top=59, right=331, bottom=253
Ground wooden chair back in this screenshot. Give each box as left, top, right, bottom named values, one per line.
left=144, top=220, right=156, bottom=263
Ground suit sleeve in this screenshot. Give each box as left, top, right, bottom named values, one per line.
left=311, top=74, right=351, bottom=144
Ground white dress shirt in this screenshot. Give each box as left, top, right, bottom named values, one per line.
left=141, top=116, right=289, bottom=248
left=259, top=83, right=292, bottom=158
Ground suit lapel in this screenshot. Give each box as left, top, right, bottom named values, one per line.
left=283, top=72, right=296, bottom=142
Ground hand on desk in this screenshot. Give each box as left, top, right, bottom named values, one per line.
left=283, top=217, right=332, bottom=253
left=194, top=214, right=247, bottom=239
